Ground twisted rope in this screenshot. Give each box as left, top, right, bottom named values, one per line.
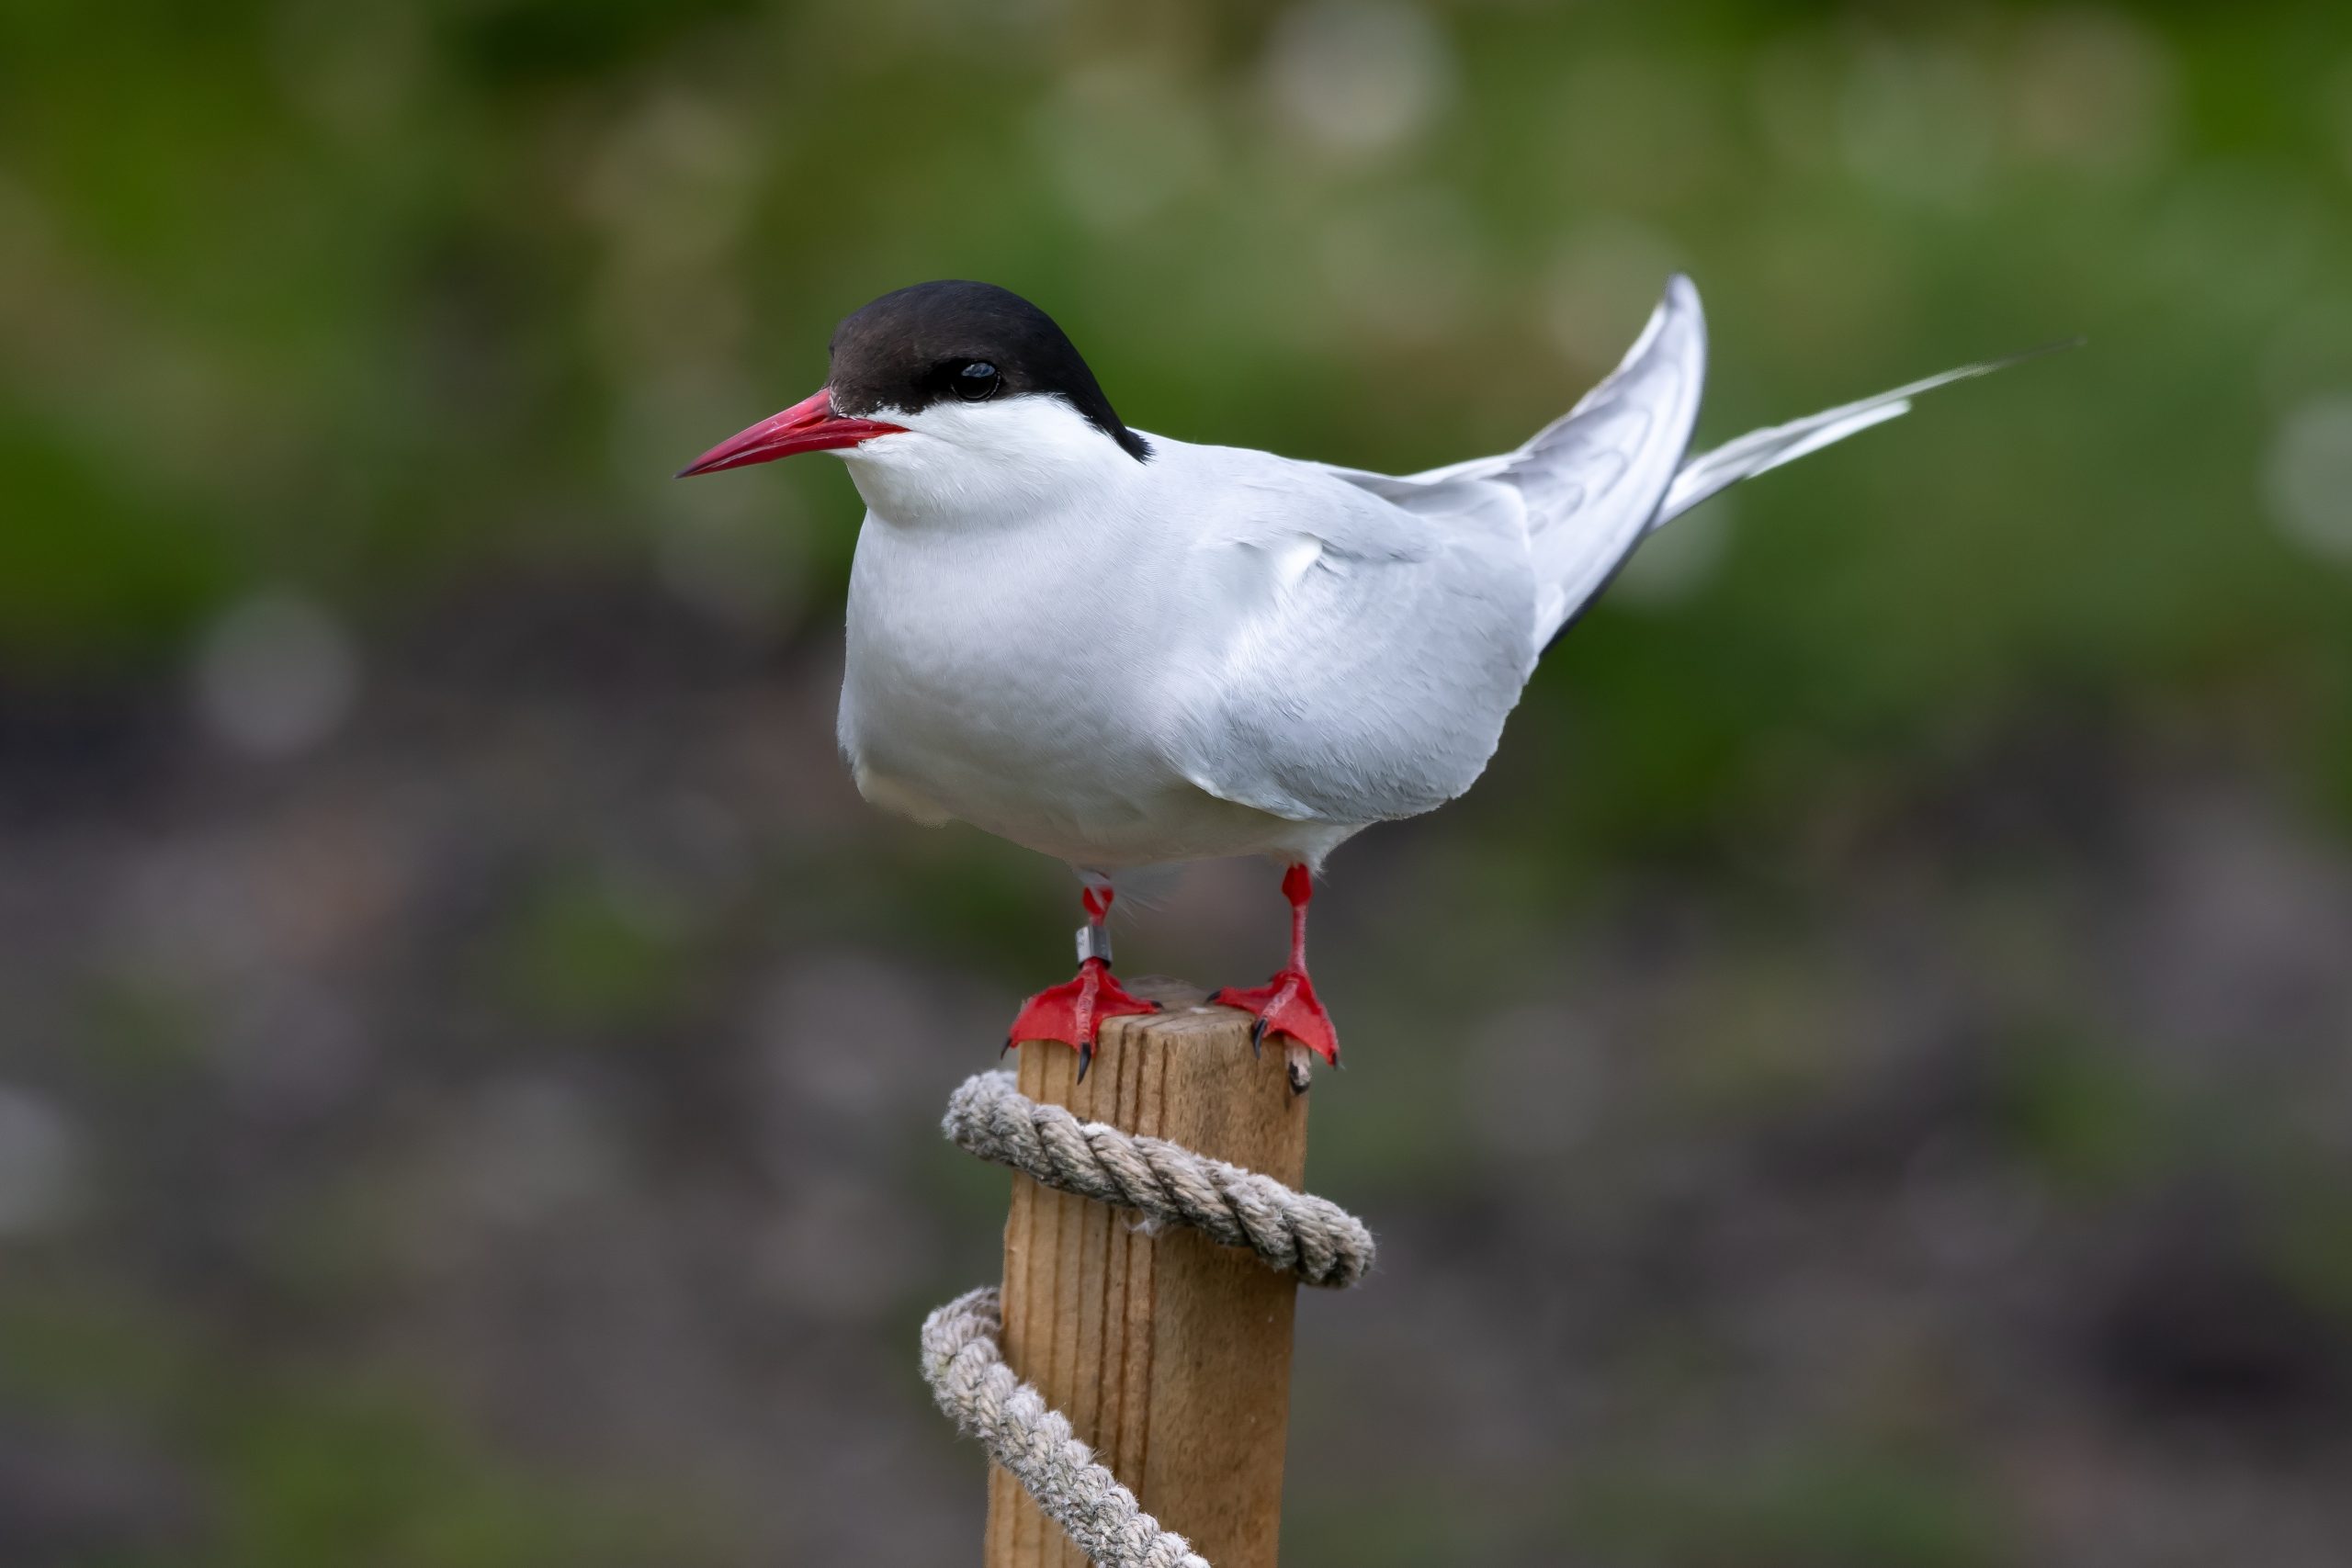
left=923, top=1288, right=1208, bottom=1568
left=941, top=1068, right=1374, bottom=1290
left=922, top=1068, right=1375, bottom=1566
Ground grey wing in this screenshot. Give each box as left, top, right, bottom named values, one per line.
left=1317, top=277, right=2063, bottom=658
left=1325, top=276, right=1708, bottom=645
left=1652, top=343, right=2073, bottom=527
left=1160, top=470, right=1538, bottom=826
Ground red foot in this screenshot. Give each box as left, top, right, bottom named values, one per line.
left=1006, top=958, right=1158, bottom=1077
left=1214, top=968, right=1340, bottom=1066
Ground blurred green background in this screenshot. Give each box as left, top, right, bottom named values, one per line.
left=6, top=3, right=2352, bottom=1564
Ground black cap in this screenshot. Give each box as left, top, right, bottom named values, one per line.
left=826, top=281, right=1151, bottom=462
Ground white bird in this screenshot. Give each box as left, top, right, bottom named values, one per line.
left=680, top=277, right=2037, bottom=1071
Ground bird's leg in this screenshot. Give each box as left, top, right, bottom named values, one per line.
left=1213, top=863, right=1340, bottom=1066
left=1004, top=886, right=1159, bottom=1079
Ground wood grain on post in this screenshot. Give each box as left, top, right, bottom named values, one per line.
left=987, top=979, right=1309, bottom=1568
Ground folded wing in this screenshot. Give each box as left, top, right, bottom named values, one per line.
left=1159, top=457, right=1538, bottom=827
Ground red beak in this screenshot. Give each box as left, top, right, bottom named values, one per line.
left=673, top=389, right=908, bottom=478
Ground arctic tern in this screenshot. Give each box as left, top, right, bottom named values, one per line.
left=680, top=277, right=2030, bottom=1072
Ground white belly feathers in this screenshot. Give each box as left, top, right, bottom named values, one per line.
left=838, top=505, right=1323, bottom=869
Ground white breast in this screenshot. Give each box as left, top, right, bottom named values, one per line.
left=833, top=402, right=1338, bottom=869
left=842, top=511, right=1343, bottom=865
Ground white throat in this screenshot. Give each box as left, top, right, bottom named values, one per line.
left=840, top=393, right=1145, bottom=528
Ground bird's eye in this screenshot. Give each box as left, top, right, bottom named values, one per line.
left=953, top=361, right=1001, bottom=401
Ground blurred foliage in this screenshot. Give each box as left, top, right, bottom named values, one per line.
left=495, top=868, right=692, bottom=1032
left=1992, top=1027, right=2169, bottom=1192
left=0, top=1284, right=717, bottom=1568
left=1574, top=1449, right=2009, bottom=1568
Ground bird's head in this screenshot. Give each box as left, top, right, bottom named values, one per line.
left=676, top=280, right=1150, bottom=524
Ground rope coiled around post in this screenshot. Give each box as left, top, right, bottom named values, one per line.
left=941, top=1067, right=1374, bottom=1289
left=921, top=1067, right=1375, bottom=1567
left=923, top=1288, right=1208, bottom=1568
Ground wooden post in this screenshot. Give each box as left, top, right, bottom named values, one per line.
left=987, top=979, right=1310, bottom=1568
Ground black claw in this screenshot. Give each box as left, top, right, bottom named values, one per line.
left=1250, top=1015, right=1269, bottom=1057
left=1076, top=1042, right=1094, bottom=1083
left=1001, top=1034, right=1014, bottom=1058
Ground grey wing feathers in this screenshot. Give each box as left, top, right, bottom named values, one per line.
left=1167, top=472, right=1537, bottom=828
left=1363, top=284, right=2062, bottom=646
left=1417, top=276, right=1708, bottom=643
left=1182, top=284, right=2062, bottom=830
left=1172, top=279, right=1703, bottom=826
left=1653, top=344, right=2068, bottom=530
